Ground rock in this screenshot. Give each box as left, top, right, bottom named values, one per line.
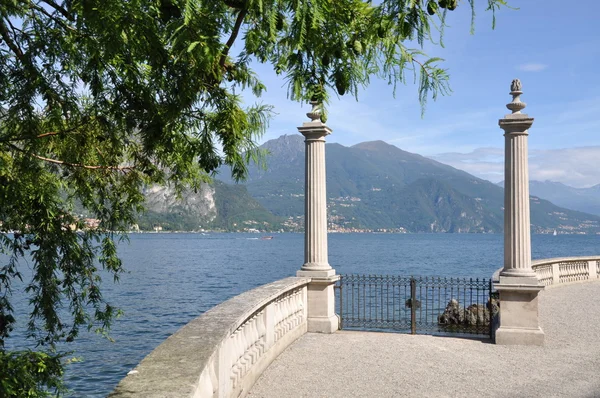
left=466, top=304, right=490, bottom=326
left=438, top=299, right=492, bottom=327
left=487, top=297, right=500, bottom=315
left=438, top=299, right=464, bottom=325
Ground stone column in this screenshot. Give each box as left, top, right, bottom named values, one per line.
left=495, top=79, right=544, bottom=346
left=296, top=101, right=339, bottom=333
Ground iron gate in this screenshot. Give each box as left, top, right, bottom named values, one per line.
left=335, top=274, right=496, bottom=338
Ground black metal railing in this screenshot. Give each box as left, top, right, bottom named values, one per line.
left=335, top=274, right=496, bottom=338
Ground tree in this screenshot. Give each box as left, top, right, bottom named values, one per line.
left=0, top=0, right=507, bottom=395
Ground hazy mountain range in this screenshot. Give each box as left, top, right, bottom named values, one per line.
left=497, top=180, right=600, bottom=217
left=138, top=134, right=600, bottom=234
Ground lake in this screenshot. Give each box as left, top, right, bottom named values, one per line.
left=6, top=232, right=600, bottom=396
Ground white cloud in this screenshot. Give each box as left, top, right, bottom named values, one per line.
left=431, top=146, right=600, bottom=188
left=517, top=63, right=548, bottom=72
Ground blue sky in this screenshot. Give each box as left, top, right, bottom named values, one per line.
left=244, top=0, right=600, bottom=188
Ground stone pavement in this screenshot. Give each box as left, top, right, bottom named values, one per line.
left=250, top=281, right=600, bottom=398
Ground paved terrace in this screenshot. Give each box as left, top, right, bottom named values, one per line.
left=250, top=281, right=600, bottom=398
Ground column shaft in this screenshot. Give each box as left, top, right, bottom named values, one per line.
left=303, top=135, right=330, bottom=270
left=503, top=131, right=534, bottom=276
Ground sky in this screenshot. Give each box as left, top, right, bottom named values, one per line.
left=242, top=0, right=600, bottom=188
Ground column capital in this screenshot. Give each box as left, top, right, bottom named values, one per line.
left=297, top=122, right=332, bottom=141
left=298, top=100, right=332, bottom=140
left=499, top=78, right=534, bottom=133
left=498, top=114, right=534, bottom=134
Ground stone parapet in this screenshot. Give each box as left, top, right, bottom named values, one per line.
left=109, top=277, right=311, bottom=398
left=492, top=255, right=600, bottom=345
left=531, top=256, right=600, bottom=288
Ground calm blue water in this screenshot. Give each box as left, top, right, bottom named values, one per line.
left=5, top=232, right=599, bottom=396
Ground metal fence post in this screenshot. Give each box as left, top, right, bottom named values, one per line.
left=339, top=277, right=343, bottom=330
left=410, top=277, right=416, bottom=335
left=489, top=279, right=493, bottom=339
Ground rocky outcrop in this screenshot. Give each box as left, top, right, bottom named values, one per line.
left=438, top=299, right=465, bottom=325
left=465, top=304, right=489, bottom=326
left=144, top=184, right=217, bottom=222
left=438, top=299, right=493, bottom=327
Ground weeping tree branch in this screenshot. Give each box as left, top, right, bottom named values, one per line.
left=412, top=58, right=433, bottom=78
left=219, top=9, right=248, bottom=68
left=40, top=0, right=74, bottom=22
left=0, top=19, right=25, bottom=61
left=0, top=123, right=87, bottom=143
left=29, top=4, right=76, bottom=32
left=7, top=143, right=134, bottom=172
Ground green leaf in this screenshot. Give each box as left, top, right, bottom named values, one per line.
left=187, top=41, right=200, bottom=53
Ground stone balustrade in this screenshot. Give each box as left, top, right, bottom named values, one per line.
left=110, top=277, right=310, bottom=398
left=531, top=256, right=600, bottom=287
left=494, top=256, right=600, bottom=287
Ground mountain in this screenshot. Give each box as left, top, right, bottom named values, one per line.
left=136, top=181, right=286, bottom=232
left=525, top=181, right=600, bottom=217
left=217, top=135, right=600, bottom=234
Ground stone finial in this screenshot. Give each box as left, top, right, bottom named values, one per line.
left=306, top=100, right=322, bottom=122
left=506, top=78, right=526, bottom=114
left=510, top=78, right=522, bottom=92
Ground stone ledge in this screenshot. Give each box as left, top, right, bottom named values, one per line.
left=109, top=276, right=311, bottom=398
left=495, top=283, right=544, bottom=292
left=531, top=255, right=600, bottom=267
left=495, top=326, right=545, bottom=346
left=541, top=278, right=600, bottom=290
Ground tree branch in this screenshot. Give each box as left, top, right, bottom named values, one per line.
left=29, top=3, right=76, bottom=32
left=40, top=0, right=74, bottom=22
left=412, top=58, right=432, bottom=78
left=0, top=18, right=25, bottom=61
left=0, top=125, right=83, bottom=144
left=30, top=153, right=134, bottom=172
left=219, top=9, right=248, bottom=68
left=7, top=144, right=134, bottom=172
left=36, top=132, right=60, bottom=139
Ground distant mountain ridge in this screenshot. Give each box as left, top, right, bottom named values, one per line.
left=215, top=134, right=600, bottom=234
left=497, top=180, right=600, bottom=217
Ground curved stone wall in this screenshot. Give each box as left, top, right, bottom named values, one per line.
left=493, top=256, right=600, bottom=287
left=109, top=277, right=311, bottom=398
left=531, top=256, right=600, bottom=287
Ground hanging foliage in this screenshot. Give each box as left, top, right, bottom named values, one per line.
left=0, top=0, right=508, bottom=395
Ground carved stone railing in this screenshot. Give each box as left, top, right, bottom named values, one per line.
left=492, top=256, right=600, bottom=287
left=531, top=256, right=600, bottom=287
left=109, top=277, right=310, bottom=398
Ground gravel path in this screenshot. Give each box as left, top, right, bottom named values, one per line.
left=250, top=281, right=600, bottom=398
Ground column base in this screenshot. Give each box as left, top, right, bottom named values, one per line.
left=297, top=273, right=340, bottom=334
left=297, top=268, right=336, bottom=278
left=495, top=326, right=544, bottom=346
left=494, top=277, right=545, bottom=346
left=499, top=269, right=538, bottom=279
left=307, top=315, right=339, bottom=333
